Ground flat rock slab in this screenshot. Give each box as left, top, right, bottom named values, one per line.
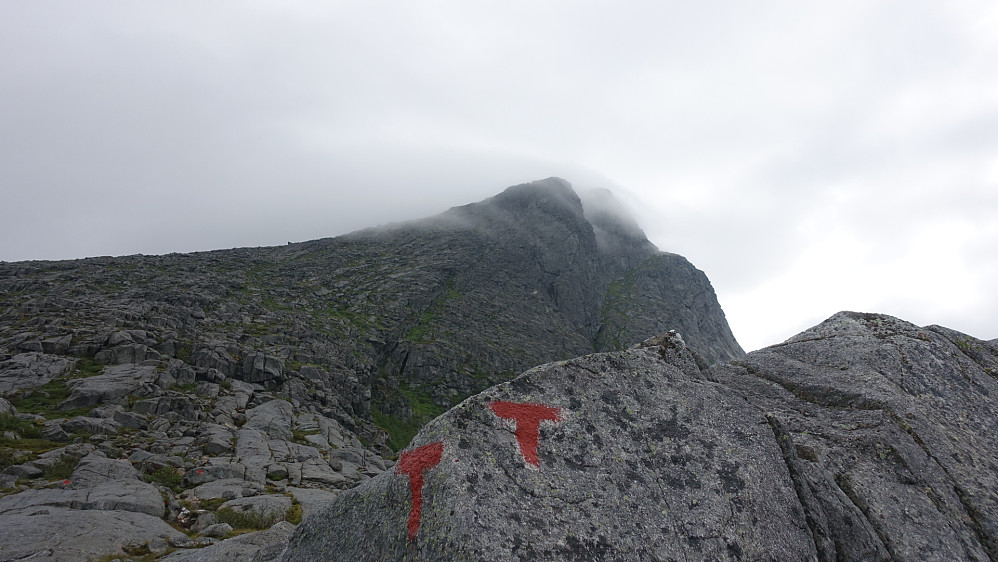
left=0, top=452, right=165, bottom=517
left=286, top=487, right=338, bottom=517
left=284, top=335, right=815, bottom=561
left=193, top=478, right=263, bottom=501
left=58, top=363, right=159, bottom=409
left=161, top=520, right=295, bottom=562
left=220, top=494, right=294, bottom=520
left=244, top=399, right=294, bottom=441
left=0, top=506, right=185, bottom=561
left=0, top=352, right=73, bottom=394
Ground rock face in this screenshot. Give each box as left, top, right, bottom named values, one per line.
left=285, top=313, right=998, bottom=561
left=284, top=332, right=811, bottom=561
left=713, top=312, right=998, bottom=561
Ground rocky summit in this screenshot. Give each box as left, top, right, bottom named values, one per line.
left=285, top=312, right=998, bottom=561
left=0, top=179, right=743, bottom=560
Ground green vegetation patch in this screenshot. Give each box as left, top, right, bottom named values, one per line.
left=0, top=413, right=43, bottom=439
left=74, top=358, right=105, bottom=377
left=42, top=455, right=80, bottom=480
left=372, top=383, right=447, bottom=452
left=406, top=310, right=436, bottom=343
left=291, top=429, right=321, bottom=446
left=144, top=465, right=184, bottom=493
left=215, top=500, right=300, bottom=531
left=8, top=379, right=74, bottom=416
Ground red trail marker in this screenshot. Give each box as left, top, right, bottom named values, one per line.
left=395, top=441, right=444, bottom=541
left=489, top=401, right=563, bottom=467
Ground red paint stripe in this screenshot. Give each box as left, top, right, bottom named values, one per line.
left=395, top=441, right=444, bottom=541
left=489, top=401, right=562, bottom=467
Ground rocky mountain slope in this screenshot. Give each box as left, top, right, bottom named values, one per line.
left=0, top=178, right=743, bottom=560
left=286, top=312, right=998, bottom=561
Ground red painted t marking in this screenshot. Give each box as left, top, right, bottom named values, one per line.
left=489, top=401, right=563, bottom=467
left=395, top=441, right=444, bottom=541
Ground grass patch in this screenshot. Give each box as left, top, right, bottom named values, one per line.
left=291, top=429, right=321, bottom=446
left=0, top=448, right=21, bottom=471
left=176, top=341, right=193, bottom=363
left=145, top=466, right=184, bottom=493
left=199, top=497, right=227, bottom=511
left=286, top=501, right=303, bottom=525
left=170, top=382, right=199, bottom=393
left=7, top=378, right=74, bottom=416
left=216, top=505, right=290, bottom=531
left=406, top=310, right=435, bottom=343
left=0, top=438, right=63, bottom=455
left=42, top=455, right=80, bottom=480
left=372, top=383, right=447, bottom=452
left=74, top=358, right=105, bottom=377
left=0, top=414, right=43, bottom=439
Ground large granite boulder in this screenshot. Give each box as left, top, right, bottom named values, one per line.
left=283, top=332, right=814, bottom=560
left=284, top=314, right=998, bottom=561
left=711, top=312, right=998, bottom=561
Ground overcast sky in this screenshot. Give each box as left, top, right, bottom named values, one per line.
left=2, top=1, right=996, bottom=351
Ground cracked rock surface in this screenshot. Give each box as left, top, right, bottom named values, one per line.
left=286, top=313, right=998, bottom=562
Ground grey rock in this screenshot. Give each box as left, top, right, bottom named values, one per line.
left=0, top=452, right=163, bottom=515
left=0, top=352, right=73, bottom=393
left=0, top=478, right=164, bottom=517
left=162, top=520, right=295, bottom=562
left=241, top=352, right=285, bottom=384
left=219, top=494, right=294, bottom=523
left=711, top=312, right=998, bottom=561
left=197, top=457, right=248, bottom=482
left=132, top=393, right=200, bottom=418
left=171, top=535, right=219, bottom=549
left=41, top=420, right=71, bottom=441
left=286, top=486, right=338, bottom=517
left=40, top=334, right=73, bottom=354
left=192, top=510, right=217, bottom=532
left=0, top=396, right=13, bottom=414
left=37, top=442, right=97, bottom=460
left=113, top=409, right=149, bottom=429
left=0, top=506, right=185, bottom=562
left=3, top=463, right=44, bottom=479
left=300, top=457, right=348, bottom=488
left=201, top=522, right=234, bottom=538
left=0, top=473, right=17, bottom=489
left=60, top=415, right=121, bottom=435
left=234, top=428, right=273, bottom=483
left=284, top=334, right=812, bottom=561
left=58, top=363, right=159, bottom=409
left=595, top=252, right=745, bottom=364
left=244, top=399, right=294, bottom=440
left=94, top=343, right=162, bottom=365
left=202, top=423, right=235, bottom=456
left=193, top=478, right=262, bottom=501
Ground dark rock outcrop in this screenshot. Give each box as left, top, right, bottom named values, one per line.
left=285, top=313, right=998, bottom=561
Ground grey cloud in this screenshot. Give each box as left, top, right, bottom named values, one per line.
left=1, top=1, right=996, bottom=349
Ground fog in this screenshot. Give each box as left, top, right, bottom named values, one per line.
left=2, top=1, right=996, bottom=351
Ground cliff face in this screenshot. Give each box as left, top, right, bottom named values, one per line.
left=284, top=313, right=998, bottom=562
